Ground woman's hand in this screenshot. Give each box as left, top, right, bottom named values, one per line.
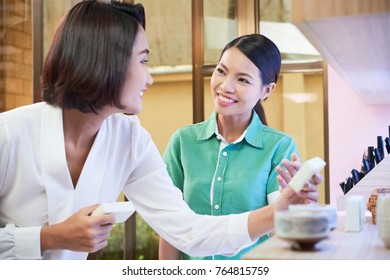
left=41, top=204, right=115, bottom=253
left=248, top=153, right=323, bottom=241
left=275, top=153, right=323, bottom=209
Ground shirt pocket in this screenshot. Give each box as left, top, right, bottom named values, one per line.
left=228, top=169, right=269, bottom=212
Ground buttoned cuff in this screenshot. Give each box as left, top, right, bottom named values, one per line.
left=15, top=226, right=42, bottom=259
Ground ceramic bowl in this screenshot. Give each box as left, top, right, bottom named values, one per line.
left=289, top=204, right=337, bottom=230
left=275, top=210, right=330, bottom=250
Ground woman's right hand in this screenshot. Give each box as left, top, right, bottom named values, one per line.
left=275, top=153, right=322, bottom=210
left=40, top=204, right=115, bottom=253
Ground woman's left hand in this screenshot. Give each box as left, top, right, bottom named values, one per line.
left=275, top=153, right=322, bottom=204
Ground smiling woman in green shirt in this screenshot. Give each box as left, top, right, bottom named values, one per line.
left=159, top=34, right=318, bottom=260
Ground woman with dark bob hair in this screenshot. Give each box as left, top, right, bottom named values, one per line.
left=0, top=0, right=320, bottom=260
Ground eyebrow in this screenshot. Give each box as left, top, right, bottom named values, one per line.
left=138, top=49, right=150, bottom=55
left=218, top=62, right=254, bottom=79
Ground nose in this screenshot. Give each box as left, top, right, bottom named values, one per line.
left=147, top=70, right=153, bottom=87
left=219, top=78, right=234, bottom=93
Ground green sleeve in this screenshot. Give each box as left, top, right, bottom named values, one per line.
left=266, top=136, right=299, bottom=195
left=162, top=131, right=185, bottom=192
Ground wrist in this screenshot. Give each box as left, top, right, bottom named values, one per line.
left=41, top=224, right=62, bottom=252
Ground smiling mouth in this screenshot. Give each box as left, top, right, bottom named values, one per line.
left=218, top=93, right=236, bottom=103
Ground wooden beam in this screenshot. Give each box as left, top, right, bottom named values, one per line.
left=236, top=0, right=258, bottom=35
left=32, top=0, right=43, bottom=103
left=191, top=0, right=204, bottom=123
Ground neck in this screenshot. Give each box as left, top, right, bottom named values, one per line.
left=217, top=112, right=252, bottom=143
left=62, top=108, right=106, bottom=148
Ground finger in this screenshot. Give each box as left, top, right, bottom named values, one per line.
left=281, top=159, right=298, bottom=178
left=91, top=240, right=109, bottom=253
left=276, top=165, right=292, bottom=183
left=310, top=173, right=323, bottom=185
left=290, top=153, right=302, bottom=169
left=96, top=228, right=112, bottom=241
left=299, top=187, right=319, bottom=203
left=277, top=175, right=289, bottom=190
left=301, top=182, right=318, bottom=192
left=94, top=213, right=116, bottom=225
left=304, top=192, right=319, bottom=203
left=80, top=204, right=101, bottom=215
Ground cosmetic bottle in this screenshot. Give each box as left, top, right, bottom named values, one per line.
left=385, top=137, right=390, bottom=154
left=367, top=146, right=375, bottom=169
left=377, top=136, right=384, bottom=159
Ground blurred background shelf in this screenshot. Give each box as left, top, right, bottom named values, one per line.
left=337, top=155, right=390, bottom=210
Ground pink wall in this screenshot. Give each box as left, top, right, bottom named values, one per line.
left=327, top=66, right=390, bottom=206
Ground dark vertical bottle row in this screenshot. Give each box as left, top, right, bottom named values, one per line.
left=340, top=125, right=390, bottom=195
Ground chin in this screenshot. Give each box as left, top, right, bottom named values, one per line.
left=127, top=108, right=142, bottom=115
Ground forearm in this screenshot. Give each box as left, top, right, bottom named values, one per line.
left=248, top=184, right=319, bottom=241
left=159, top=237, right=181, bottom=260
left=247, top=204, right=275, bottom=241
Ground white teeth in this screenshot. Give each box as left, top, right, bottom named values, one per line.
left=218, top=94, right=235, bottom=103
left=138, top=92, right=144, bottom=97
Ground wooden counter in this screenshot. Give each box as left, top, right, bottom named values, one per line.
left=242, top=213, right=390, bottom=260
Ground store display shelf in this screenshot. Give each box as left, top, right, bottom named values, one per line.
left=337, top=156, right=390, bottom=210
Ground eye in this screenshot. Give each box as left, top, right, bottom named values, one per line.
left=141, top=58, right=149, bottom=64
left=238, top=77, right=250, bottom=84
left=216, top=67, right=225, bottom=75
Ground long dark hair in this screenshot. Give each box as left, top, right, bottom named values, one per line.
left=220, top=34, right=281, bottom=125
left=42, top=0, right=145, bottom=113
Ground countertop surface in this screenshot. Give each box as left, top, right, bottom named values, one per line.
left=242, top=212, right=390, bottom=260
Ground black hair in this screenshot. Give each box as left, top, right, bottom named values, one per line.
left=221, top=34, right=282, bottom=125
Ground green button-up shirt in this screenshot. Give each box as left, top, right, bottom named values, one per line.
left=163, top=111, right=298, bottom=260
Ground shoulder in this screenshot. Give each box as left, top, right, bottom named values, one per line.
left=175, top=121, right=206, bottom=135
left=0, top=102, right=47, bottom=138
left=168, top=120, right=210, bottom=145
left=104, top=113, right=152, bottom=147
left=262, top=125, right=294, bottom=142
left=1, top=102, right=46, bottom=122
left=106, top=114, right=148, bottom=135
left=261, top=126, right=297, bottom=156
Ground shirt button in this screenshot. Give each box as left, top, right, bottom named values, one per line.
left=222, top=151, right=228, bottom=156
left=214, top=204, right=220, bottom=210
left=217, top=176, right=222, bottom=181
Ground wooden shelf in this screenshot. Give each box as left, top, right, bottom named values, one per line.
left=337, top=155, right=390, bottom=210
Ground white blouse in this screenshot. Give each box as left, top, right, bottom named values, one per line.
left=0, top=102, right=253, bottom=259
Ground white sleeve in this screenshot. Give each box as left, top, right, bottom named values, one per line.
left=0, top=113, right=9, bottom=195
left=0, top=115, right=43, bottom=260
left=122, top=140, right=254, bottom=257
left=0, top=224, right=42, bottom=259
left=267, top=190, right=281, bottom=204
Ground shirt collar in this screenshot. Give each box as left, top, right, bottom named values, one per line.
left=245, top=111, right=264, bottom=149
left=197, top=110, right=218, bottom=141
left=197, top=110, right=265, bottom=149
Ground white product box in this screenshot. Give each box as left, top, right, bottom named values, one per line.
left=91, top=201, right=135, bottom=223
left=345, top=195, right=365, bottom=232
